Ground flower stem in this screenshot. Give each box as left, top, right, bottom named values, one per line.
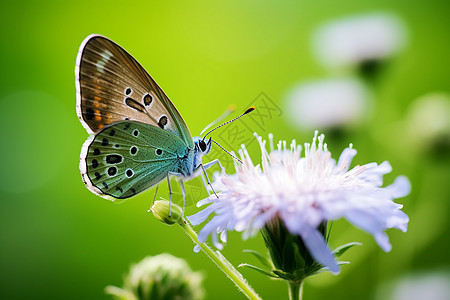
left=288, top=281, right=303, bottom=300
left=178, top=218, right=262, bottom=300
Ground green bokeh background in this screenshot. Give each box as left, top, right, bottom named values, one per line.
left=1, top=1, right=449, bottom=299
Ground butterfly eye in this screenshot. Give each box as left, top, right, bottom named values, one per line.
left=198, top=140, right=207, bottom=152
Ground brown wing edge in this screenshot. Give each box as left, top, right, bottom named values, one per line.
left=75, top=34, right=104, bottom=135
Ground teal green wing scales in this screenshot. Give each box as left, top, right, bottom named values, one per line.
left=80, top=121, right=188, bottom=200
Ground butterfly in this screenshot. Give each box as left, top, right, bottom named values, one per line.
left=76, top=34, right=227, bottom=210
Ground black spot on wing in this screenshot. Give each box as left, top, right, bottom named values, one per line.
left=125, top=97, right=145, bottom=112
left=158, top=116, right=168, bottom=129
left=85, top=108, right=95, bottom=120
left=126, top=169, right=134, bottom=177
left=143, top=93, right=153, bottom=106
left=106, top=154, right=123, bottom=164
left=108, top=167, right=117, bottom=176
left=92, top=159, right=99, bottom=168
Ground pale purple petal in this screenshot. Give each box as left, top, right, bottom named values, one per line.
left=187, top=205, right=216, bottom=225
left=386, top=175, right=411, bottom=198
left=337, top=147, right=357, bottom=171
left=300, top=227, right=340, bottom=273
left=374, top=231, right=391, bottom=252
left=220, top=230, right=228, bottom=243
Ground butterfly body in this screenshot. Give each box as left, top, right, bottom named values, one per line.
left=76, top=34, right=216, bottom=202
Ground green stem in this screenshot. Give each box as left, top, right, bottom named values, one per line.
left=288, top=281, right=303, bottom=300
left=178, top=218, right=262, bottom=300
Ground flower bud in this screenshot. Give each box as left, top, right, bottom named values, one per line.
left=150, top=200, right=182, bottom=225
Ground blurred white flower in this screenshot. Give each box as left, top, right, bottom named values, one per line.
left=313, top=13, right=406, bottom=70
left=375, top=271, right=450, bottom=300
left=188, top=132, right=410, bottom=273
left=405, top=93, right=450, bottom=151
left=285, top=78, right=371, bottom=130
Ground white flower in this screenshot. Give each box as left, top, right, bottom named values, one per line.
left=312, top=13, right=406, bottom=69
left=188, top=131, right=410, bottom=273
left=405, top=93, right=450, bottom=150
left=285, top=78, right=371, bottom=130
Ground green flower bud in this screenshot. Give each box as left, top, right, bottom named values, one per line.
left=106, top=254, right=205, bottom=300
left=261, top=217, right=327, bottom=282
left=150, top=200, right=182, bottom=225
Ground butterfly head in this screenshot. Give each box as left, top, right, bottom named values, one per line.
left=192, top=136, right=212, bottom=169
left=193, top=136, right=212, bottom=155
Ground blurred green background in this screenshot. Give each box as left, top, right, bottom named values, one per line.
left=1, top=0, right=449, bottom=299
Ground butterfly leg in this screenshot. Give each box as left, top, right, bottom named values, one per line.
left=167, top=174, right=173, bottom=217
left=148, top=184, right=160, bottom=212
left=204, top=158, right=226, bottom=196
left=200, top=164, right=219, bottom=198
left=168, top=171, right=188, bottom=216
left=200, top=172, right=211, bottom=196
left=192, top=159, right=224, bottom=198
left=179, top=180, right=187, bottom=216
left=203, top=159, right=226, bottom=174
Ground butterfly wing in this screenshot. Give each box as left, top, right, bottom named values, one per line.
left=80, top=121, right=189, bottom=200
left=76, top=34, right=194, bottom=148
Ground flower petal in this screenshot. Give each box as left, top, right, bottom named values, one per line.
left=301, top=227, right=340, bottom=273
left=386, top=175, right=411, bottom=198
left=337, top=147, right=357, bottom=171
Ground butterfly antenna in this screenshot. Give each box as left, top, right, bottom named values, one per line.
left=211, top=139, right=243, bottom=164
left=200, top=105, right=236, bottom=136
left=203, top=107, right=255, bottom=139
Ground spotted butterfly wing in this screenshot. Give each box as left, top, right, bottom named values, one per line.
left=75, top=34, right=193, bottom=148
left=80, top=121, right=191, bottom=199
left=76, top=35, right=196, bottom=200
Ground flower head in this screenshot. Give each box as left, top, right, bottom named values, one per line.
left=285, top=78, right=371, bottom=130
left=188, top=131, right=410, bottom=273
left=405, top=93, right=450, bottom=153
left=105, top=253, right=205, bottom=300
left=312, top=13, right=406, bottom=72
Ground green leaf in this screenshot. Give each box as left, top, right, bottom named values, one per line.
left=333, top=242, right=362, bottom=257
left=272, top=269, right=295, bottom=281
left=243, top=249, right=273, bottom=269
left=238, top=263, right=279, bottom=278
left=316, top=261, right=350, bottom=274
